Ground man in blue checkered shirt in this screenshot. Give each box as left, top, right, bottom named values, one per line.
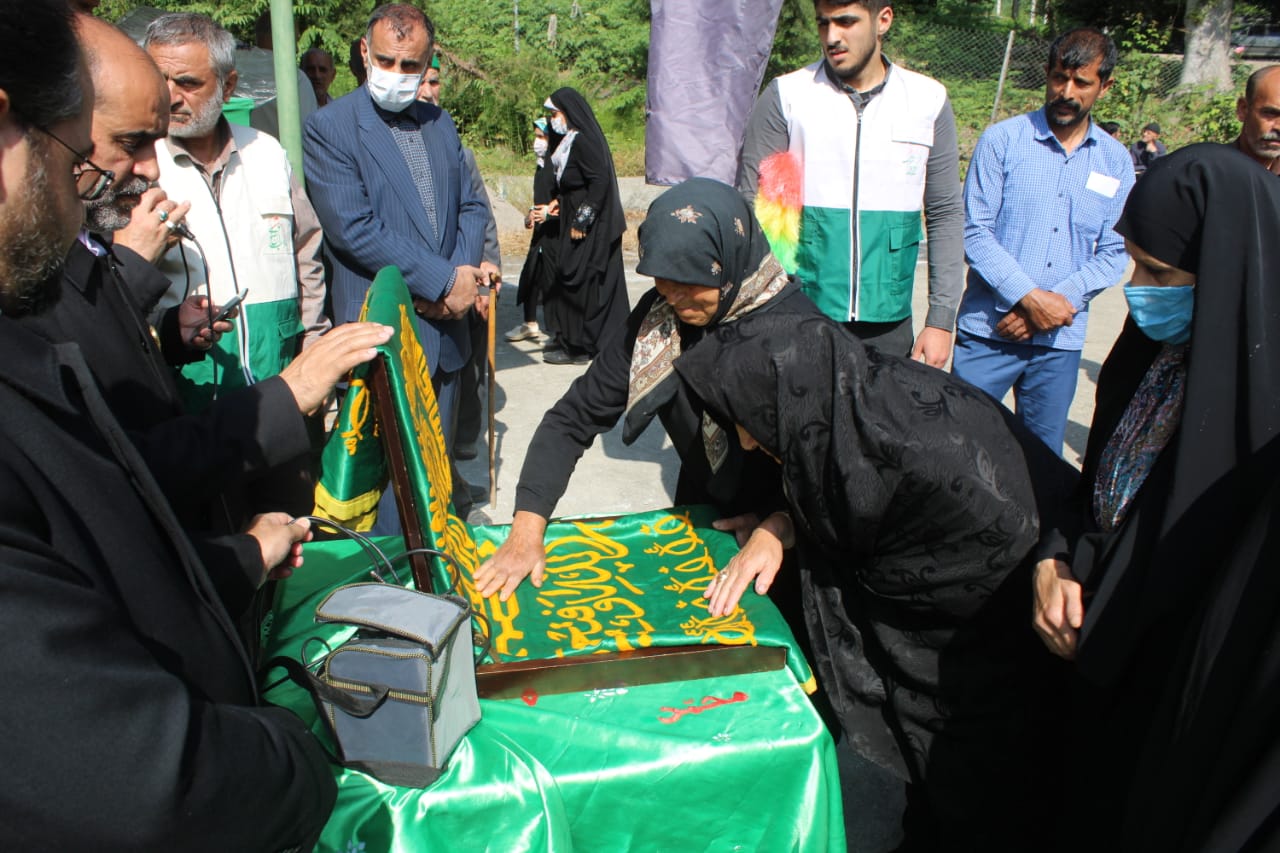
left=952, top=27, right=1133, bottom=455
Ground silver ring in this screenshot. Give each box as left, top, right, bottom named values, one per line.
left=164, top=220, right=177, bottom=232
left=157, top=209, right=168, bottom=222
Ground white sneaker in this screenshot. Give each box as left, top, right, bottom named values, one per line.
left=505, top=322, right=541, bottom=342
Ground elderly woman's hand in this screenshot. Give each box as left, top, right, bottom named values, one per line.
left=1032, top=557, right=1083, bottom=659
left=706, top=512, right=793, bottom=617
left=474, top=511, right=548, bottom=601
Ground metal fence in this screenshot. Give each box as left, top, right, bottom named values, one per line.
left=879, top=25, right=1190, bottom=162
left=886, top=25, right=1184, bottom=107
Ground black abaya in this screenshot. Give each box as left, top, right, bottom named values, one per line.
left=675, top=314, right=1075, bottom=849
left=1043, top=143, right=1280, bottom=852
left=516, top=134, right=562, bottom=313
left=543, top=87, right=630, bottom=356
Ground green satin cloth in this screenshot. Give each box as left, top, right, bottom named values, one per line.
left=265, top=531, right=843, bottom=852
left=296, top=670, right=842, bottom=853
left=287, top=268, right=842, bottom=849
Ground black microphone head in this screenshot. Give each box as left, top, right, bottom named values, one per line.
left=171, top=220, right=196, bottom=242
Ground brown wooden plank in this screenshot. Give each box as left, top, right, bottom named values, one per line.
left=368, top=355, right=434, bottom=593
left=475, top=644, right=787, bottom=700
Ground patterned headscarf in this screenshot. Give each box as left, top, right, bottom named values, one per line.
left=623, top=178, right=788, bottom=469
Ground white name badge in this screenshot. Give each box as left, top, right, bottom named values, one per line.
left=1086, top=171, right=1121, bottom=198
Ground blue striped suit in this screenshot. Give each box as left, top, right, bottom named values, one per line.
left=303, top=89, right=489, bottom=390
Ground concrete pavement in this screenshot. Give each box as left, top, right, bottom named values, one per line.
left=458, top=236, right=1128, bottom=524
left=459, top=214, right=1129, bottom=849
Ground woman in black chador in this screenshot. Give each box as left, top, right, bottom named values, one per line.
left=507, top=117, right=562, bottom=343
left=540, top=87, right=630, bottom=364
left=1033, top=144, right=1280, bottom=852
left=675, top=311, right=1075, bottom=850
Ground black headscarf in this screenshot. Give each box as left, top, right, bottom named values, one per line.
left=1066, top=143, right=1280, bottom=849
left=674, top=313, right=1069, bottom=843
left=546, top=86, right=625, bottom=243
left=1078, top=143, right=1280, bottom=672
left=623, top=178, right=790, bottom=447
left=674, top=313, right=1043, bottom=576
left=635, top=177, right=771, bottom=323
left=548, top=86, right=608, bottom=156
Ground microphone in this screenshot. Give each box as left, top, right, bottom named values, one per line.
left=169, top=219, right=196, bottom=242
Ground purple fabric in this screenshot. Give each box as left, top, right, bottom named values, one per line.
left=645, top=0, right=785, bottom=186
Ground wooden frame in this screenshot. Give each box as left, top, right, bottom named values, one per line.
left=368, top=355, right=435, bottom=592
left=369, top=353, right=787, bottom=698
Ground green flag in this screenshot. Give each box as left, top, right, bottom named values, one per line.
left=313, top=266, right=482, bottom=580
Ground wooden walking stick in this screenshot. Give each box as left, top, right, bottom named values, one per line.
left=487, top=271, right=500, bottom=503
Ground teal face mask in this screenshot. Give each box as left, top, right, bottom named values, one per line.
left=1123, top=284, right=1195, bottom=345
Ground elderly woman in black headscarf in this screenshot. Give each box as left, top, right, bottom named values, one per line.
left=673, top=303, right=1076, bottom=849
left=475, top=178, right=820, bottom=600
left=539, top=87, right=630, bottom=364
left=1033, top=144, right=1280, bottom=851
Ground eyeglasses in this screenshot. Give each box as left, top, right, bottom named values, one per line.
left=32, top=125, right=115, bottom=202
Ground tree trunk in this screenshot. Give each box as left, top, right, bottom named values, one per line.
left=1180, top=0, right=1234, bottom=92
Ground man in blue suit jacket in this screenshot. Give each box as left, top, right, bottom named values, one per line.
left=304, top=4, right=489, bottom=449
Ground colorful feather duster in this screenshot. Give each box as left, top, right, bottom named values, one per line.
left=754, top=151, right=803, bottom=274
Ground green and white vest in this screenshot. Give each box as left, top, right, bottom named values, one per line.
left=154, top=123, right=303, bottom=412
left=776, top=61, right=946, bottom=322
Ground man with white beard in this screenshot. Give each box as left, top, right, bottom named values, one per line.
left=144, top=12, right=329, bottom=416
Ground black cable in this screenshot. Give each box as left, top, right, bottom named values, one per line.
left=297, top=515, right=398, bottom=585
left=176, top=234, right=220, bottom=397
left=385, top=547, right=464, bottom=594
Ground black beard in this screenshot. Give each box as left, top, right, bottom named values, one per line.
left=0, top=148, right=69, bottom=317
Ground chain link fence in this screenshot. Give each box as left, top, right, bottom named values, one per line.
left=882, top=25, right=1191, bottom=166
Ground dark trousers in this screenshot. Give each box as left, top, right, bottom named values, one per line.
left=843, top=316, right=914, bottom=357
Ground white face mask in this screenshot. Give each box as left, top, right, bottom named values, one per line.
left=533, top=138, right=548, bottom=157
left=550, top=114, right=568, bottom=135
left=366, top=63, right=423, bottom=112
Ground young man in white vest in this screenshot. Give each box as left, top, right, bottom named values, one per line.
left=144, top=12, right=330, bottom=415
left=736, top=0, right=963, bottom=367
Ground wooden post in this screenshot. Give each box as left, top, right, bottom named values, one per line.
left=992, top=30, right=1016, bottom=125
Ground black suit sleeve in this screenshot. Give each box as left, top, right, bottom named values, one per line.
left=0, top=475, right=335, bottom=852
left=128, top=375, right=311, bottom=517
left=190, top=530, right=266, bottom=618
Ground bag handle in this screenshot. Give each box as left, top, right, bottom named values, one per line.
left=265, top=655, right=392, bottom=719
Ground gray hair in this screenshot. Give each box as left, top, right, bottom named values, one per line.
left=365, top=4, right=434, bottom=50
left=143, top=12, right=236, bottom=85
